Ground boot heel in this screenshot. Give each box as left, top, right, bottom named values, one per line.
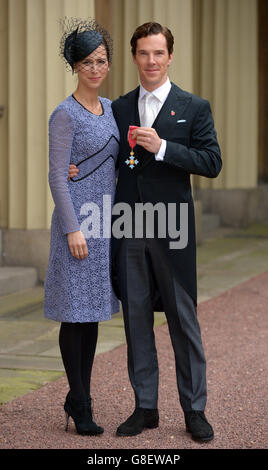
left=65, top=411, right=70, bottom=432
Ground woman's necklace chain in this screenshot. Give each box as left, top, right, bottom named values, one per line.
left=74, top=94, right=102, bottom=114
left=86, top=100, right=102, bottom=114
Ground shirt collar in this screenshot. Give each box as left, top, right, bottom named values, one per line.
left=139, top=78, right=171, bottom=103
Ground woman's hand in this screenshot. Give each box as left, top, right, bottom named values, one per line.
left=67, top=231, right=88, bottom=259
left=68, top=164, right=80, bottom=181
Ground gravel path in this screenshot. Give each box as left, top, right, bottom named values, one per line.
left=0, top=272, right=267, bottom=450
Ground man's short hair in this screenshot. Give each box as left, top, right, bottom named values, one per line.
left=130, top=22, right=174, bottom=56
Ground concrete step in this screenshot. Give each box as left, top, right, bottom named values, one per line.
left=0, top=266, right=38, bottom=296
left=0, top=285, right=44, bottom=317
left=202, top=213, right=221, bottom=233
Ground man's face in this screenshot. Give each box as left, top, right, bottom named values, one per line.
left=133, top=33, right=173, bottom=91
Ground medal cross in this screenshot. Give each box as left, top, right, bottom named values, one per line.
left=125, top=157, right=139, bottom=169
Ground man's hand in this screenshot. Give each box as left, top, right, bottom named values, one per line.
left=68, top=164, right=79, bottom=181
left=132, top=127, right=162, bottom=154
left=67, top=230, right=88, bottom=259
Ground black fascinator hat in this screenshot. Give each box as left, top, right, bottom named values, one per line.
left=59, top=17, right=113, bottom=71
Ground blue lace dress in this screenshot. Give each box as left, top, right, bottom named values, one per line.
left=44, top=95, right=120, bottom=323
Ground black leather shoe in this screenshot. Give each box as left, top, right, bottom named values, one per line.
left=184, top=410, right=214, bottom=442
left=116, top=408, right=159, bottom=436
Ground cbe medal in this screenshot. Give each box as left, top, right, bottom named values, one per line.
left=125, top=125, right=139, bottom=169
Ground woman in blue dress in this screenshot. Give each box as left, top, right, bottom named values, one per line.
left=44, top=18, right=119, bottom=435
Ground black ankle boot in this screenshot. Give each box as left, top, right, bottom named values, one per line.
left=64, top=393, right=104, bottom=435
left=116, top=408, right=159, bottom=436
left=184, top=410, right=214, bottom=442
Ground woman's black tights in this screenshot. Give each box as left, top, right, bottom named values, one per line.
left=59, top=322, right=98, bottom=401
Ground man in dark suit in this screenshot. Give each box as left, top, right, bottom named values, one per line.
left=69, top=22, right=222, bottom=442
left=111, top=22, right=221, bottom=443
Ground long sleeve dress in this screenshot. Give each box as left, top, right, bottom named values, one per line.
left=44, top=95, right=120, bottom=323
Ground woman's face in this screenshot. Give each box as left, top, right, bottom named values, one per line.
left=74, top=44, right=109, bottom=89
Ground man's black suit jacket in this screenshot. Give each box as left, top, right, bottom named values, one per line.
left=111, top=82, right=222, bottom=308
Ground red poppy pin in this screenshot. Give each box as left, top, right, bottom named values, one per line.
left=171, top=110, right=175, bottom=116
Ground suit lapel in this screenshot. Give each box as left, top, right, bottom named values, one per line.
left=134, top=89, right=140, bottom=126
left=153, top=83, right=191, bottom=133
left=124, top=86, right=140, bottom=126
left=137, top=83, right=191, bottom=171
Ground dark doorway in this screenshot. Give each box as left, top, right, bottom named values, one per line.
left=258, top=0, right=268, bottom=183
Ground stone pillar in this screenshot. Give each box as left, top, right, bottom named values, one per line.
left=26, top=0, right=47, bottom=229
left=0, top=0, right=8, bottom=228
left=8, top=0, right=27, bottom=229
left=196, top=0, right=258, bottom=190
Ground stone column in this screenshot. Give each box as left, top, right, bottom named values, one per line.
left=8, top=0, right=27, bottom=229
left=0, top=0, right=8, bottom=228
left=196, top=0, right=258, bottom=190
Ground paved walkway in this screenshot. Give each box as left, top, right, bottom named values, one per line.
left=0, top=223, right=267, bottom=449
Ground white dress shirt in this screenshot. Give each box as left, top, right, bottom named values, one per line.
left=138, top=78, right=171, bottom=161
